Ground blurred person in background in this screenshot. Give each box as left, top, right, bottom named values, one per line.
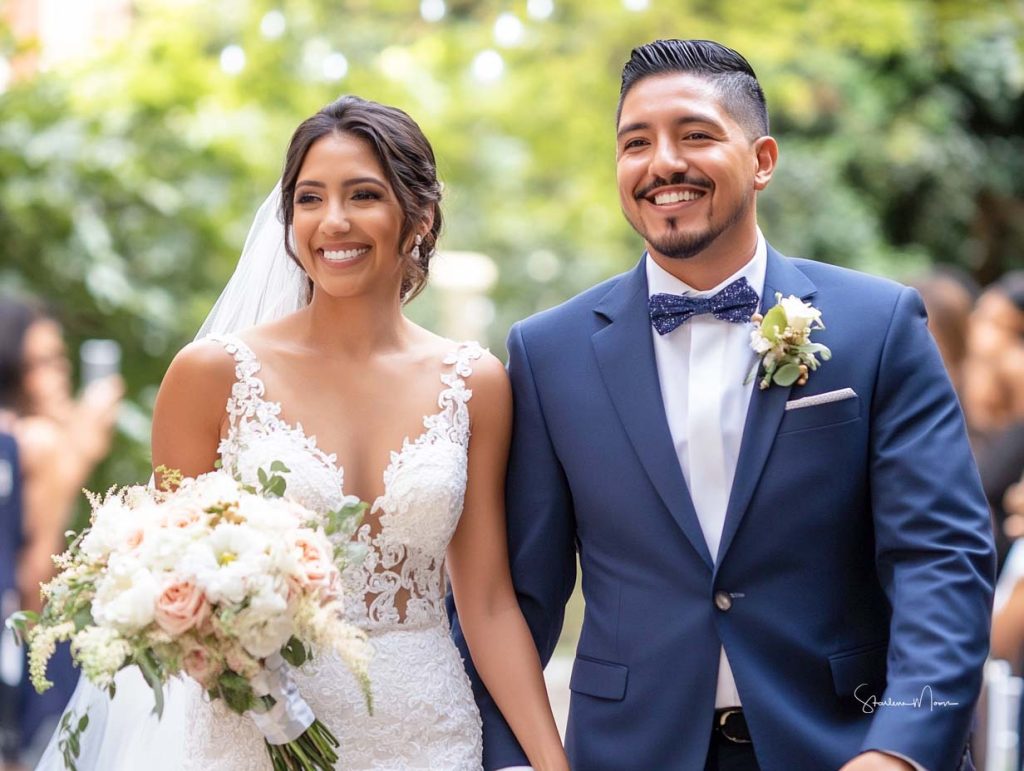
left=991, top=475, right=1024, bottom=666
left=908, top=267, right=978, bottom=397
left=962, top=272, right=1024, bottom=569
left=0, top=431, right=23, bottom=771
left=0, top=294, right=122, bottom=765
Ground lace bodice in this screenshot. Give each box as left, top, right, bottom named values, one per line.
left=209, top=334, right=484, bottom=633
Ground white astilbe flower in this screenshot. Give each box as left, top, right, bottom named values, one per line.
left=28, top=621, right=75, bottom=692
left=71, top=626, right=132, bottom=688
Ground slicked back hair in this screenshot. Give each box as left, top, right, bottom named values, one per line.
left=617, top=39, right=769, bottom=140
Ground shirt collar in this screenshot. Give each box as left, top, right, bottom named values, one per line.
left=645, top=228, right=767, bottom=301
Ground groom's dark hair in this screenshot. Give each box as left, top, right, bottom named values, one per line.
left=618, top=39, right=769, bottom=140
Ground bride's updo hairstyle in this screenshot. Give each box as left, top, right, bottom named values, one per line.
left=280, top=95, right=444, bottom=302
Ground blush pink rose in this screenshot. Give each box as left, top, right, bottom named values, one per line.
left=182, top=641, right=222, bottom=689
left=293, top=534, right=336, bottom=591
left=154, top=579, right=210, bottom=637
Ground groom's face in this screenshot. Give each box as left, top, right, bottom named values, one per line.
left=616, top=72, right=772, bottom=265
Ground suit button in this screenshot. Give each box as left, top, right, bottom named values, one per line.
left=714, top=591, right=733, bottom=611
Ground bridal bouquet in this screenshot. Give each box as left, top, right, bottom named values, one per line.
left=8, top=463, right=370, bottom=771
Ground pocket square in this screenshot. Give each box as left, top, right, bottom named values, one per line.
left=784, top=388, right=858, bottom=411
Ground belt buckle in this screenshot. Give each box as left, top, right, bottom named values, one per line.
left=717, top=708, right=752, bottom=745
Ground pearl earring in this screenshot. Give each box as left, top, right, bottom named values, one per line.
left=412, top=234, right=423, bottom=262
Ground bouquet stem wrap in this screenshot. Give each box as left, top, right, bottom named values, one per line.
left=247, top=653, right=315, bottom=745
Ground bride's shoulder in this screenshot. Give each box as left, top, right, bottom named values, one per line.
left=157, top=338, right=239, bottom=408
left=168, top=337, right=239, bottom=379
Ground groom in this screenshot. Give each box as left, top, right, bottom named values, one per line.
left=450, top=39, right=995, bottom=771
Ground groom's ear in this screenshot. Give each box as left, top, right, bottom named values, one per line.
left=752, top=136, right=778, bottom=191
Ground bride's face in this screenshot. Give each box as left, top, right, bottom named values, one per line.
left=291, top=132, right=406, bottom=300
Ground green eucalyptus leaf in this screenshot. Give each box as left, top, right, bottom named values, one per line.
left=137, top=650, right=165, bottom=718
left=280, top=636, right=308, bottom=667
left=218, top=670, right=256, bottom=714
left=72, top=604, right=94, bottom=632
left=773, top=362, right=801, bottom=387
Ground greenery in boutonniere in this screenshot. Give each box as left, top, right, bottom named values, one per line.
left=747, top=293, right=832, bottom=390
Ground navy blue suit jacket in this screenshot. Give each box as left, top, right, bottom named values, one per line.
left=450, top=246, right=995, bottom=771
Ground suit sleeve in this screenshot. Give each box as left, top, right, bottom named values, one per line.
left=862, top=287, right=995, bottom=771
left=447, top=322, right=578, bottom=770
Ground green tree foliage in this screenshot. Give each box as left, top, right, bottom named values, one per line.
left=0, top=0, right=1021, bottom=485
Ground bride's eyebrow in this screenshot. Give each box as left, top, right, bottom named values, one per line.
left=343, top=176, right=388, bottom=188
left=294, top=177, right=387, bottom=189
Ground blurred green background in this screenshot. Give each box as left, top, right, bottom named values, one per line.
left=0, top=0, right=1022, bottom=494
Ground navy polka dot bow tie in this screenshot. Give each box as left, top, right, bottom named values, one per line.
left=648, top=277, right=760, bottom=335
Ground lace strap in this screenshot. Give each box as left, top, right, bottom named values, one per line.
left=440, top=341, right=485, bottom=392
left=431, top=342, right=485, bottom=441
left=204, top=333, right=267, bottom=426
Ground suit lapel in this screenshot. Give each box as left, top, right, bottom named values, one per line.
left=591, top=260, right=714, bottom=570
left=715, top=247, right=818, bottom=569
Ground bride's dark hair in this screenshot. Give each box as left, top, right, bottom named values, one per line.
left=279, top=95, right=444, bottom=302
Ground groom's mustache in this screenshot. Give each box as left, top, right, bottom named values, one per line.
left=635, top=173, right=713, bottom=200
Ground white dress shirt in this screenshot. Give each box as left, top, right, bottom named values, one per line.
left=646, top=230, right=766, bottom=709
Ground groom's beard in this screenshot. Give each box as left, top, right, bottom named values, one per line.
left=627, top=183, right=753, bottom=261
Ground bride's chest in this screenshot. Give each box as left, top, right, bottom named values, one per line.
left=223, top=419, right=471, bottom=549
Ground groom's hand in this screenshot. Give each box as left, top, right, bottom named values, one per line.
left=839, top=751, right=916, bottom=771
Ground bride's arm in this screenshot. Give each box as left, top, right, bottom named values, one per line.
left=151, top=340, right=236, bottom=483
left=446, top=352, right=568, bottom=771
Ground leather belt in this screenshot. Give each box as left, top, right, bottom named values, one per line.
left=713, top=708, right=752, bottom=744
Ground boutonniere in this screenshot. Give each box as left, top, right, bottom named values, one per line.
left=747, top=292, right=831, bottom=389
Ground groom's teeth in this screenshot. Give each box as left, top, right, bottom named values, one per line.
left=322, top=248, right=369, bottom=262
left=653, top=190, right=703, bottom=205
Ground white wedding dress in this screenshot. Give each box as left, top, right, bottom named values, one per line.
left=183, top=333, right=485, bottom=770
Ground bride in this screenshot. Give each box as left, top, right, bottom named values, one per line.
left=39, top=96, right=567, bottom=770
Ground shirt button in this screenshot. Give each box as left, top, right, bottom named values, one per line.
left=714, top=591, right=733, bottom=611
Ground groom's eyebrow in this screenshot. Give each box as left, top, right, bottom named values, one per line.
left=616, top=121, right=649, bottom=139
left=616, top=113, right=723, bottom=139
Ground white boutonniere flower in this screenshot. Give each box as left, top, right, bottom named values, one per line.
left=748, top=292, right=831, bottom=389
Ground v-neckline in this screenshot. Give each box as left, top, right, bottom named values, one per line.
left=222, top=334, right=462, bottom=511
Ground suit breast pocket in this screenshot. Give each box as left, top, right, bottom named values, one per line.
left=777, top=394, right=861, bottom=435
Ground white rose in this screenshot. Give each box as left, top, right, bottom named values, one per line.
left=136, top=526, right=198, bottom=573
left=247, top=574, right=290, bottom=618
left=234, top=604, right=295, bottom=659
left=80, top=499, right=140, bottom=560
left=778, top=295, right=822, bottom=334
left=237, top=496, right=302, bottom=536
left=91, top=555, right=161, bottom=633
left=185, top=470, right=245, bottom=512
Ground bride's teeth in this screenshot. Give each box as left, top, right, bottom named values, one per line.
left=653, top=190, right=703, bottom=205
left=322, top=247, right=368, bottom=262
